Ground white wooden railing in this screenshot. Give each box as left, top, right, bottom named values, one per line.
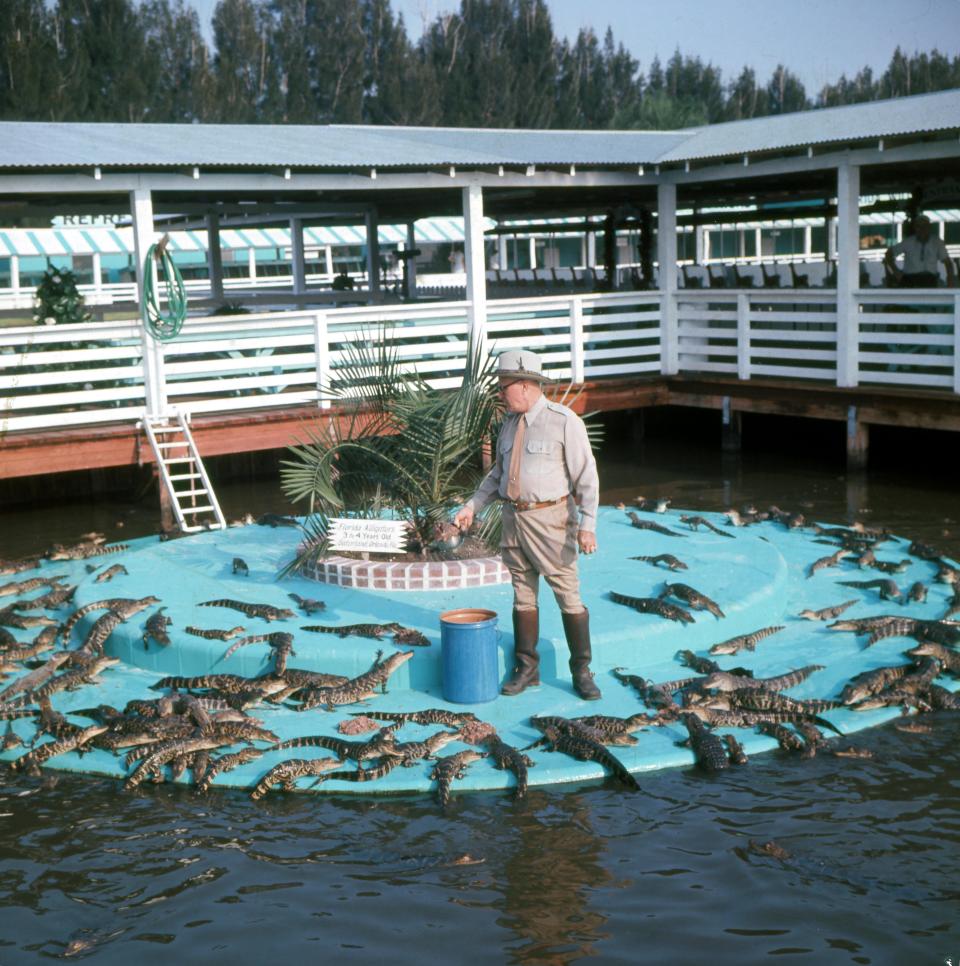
left=1, top=289, right=957, bottom=435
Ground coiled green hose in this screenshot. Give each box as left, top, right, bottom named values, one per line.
left=140, top=242, right=187, bottom=340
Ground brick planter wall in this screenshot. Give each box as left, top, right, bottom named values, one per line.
left=302, top=554, right=510, bottom=591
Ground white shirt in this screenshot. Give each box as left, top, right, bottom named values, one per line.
left=888, top=234, right=949, bottom=275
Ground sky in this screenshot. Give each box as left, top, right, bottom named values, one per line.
left=185, top=0, right=960, bottom=95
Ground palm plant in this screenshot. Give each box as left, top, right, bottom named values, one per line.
left=279, top=325, right=502, bottom=574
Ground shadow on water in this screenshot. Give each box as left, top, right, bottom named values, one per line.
left=1, top=411, right=960, bottom=961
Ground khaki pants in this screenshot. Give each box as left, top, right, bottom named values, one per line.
left=500, top=500, right=584, bottom=614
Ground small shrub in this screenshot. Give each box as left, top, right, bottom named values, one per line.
left=33, top=267, right=92, bottom=326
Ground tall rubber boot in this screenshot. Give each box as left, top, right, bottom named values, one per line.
left=501, top=607, right=540, bottom=696
left=563, top=608, right=601, bottom=701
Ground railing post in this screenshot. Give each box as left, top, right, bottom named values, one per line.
left=130, top=187, right=167, bottom=417
left=737, top=292, right=751, bottom=380
left=463, top=183, right=488, bottom=364
left=314, top=310, right=331, bottom=410
left=954, top=293, right=960, bottom=395
left=657, top=181, right=678, bottom=375
left=569, top=297, right=585, bottom=383
left=835, top=162, right=860, bottom=388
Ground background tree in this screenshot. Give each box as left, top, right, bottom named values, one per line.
left=0, top=0, right=57, bottom=120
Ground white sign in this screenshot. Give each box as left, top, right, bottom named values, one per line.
left=328, top=517, right=410, bottom=553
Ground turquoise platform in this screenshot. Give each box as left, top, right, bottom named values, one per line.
left=2, top=507, right=956, bottom=794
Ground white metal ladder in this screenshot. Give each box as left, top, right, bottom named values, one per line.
left=140, top=410, right=226, bottom=533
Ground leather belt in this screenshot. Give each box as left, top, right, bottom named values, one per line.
left=504, top=495, right=569, bottom=512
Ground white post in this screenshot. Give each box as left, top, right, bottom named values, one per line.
left=314, top=310, right=331, bottom=409
left=953, top=294, right=960, bottom=395
left=737, top=292, right=751, bottom=380
left=754, top=227, right=762, bottom=262
left=836, top=163, right=860, bottom=388
left=657, top=181, right=678, bottom=375
left=498, top=235, right=508, bottom=271
left=586, top=232, right=596, bottom=268
left=827, top=216, right=838, bottom=259
left=803, top=225, right=813, bottom=258
left=10, top=254, right=20, bottom=297
left=130, top=187, right=166, bottom=417
left=694, top=226, right=705, bottom=264
left=205, top=211, right=224, bottom=300
left=324, top=245, right=334, bottom=278
left=365, top=208, right=381, bottom=296
left=528, top=236, right=537, bottom=271
left=569, top=297, right=585, bottom=383
left=290, top=218, right=306, bottom=295
left=247, top=247, right=257, bottom=282
left=91, top=251, right=102, bottom=297
left=463, top=183, right=488, bottom=361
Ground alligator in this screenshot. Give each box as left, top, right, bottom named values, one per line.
left=829, top=745, right=874, bottom=759
left=905, top=581, right=928, bottom=604
left=863, top=557, right=911, bottom=575
left=291, top=650, right=415, bottom=712
left=301, top=622, right=432, bottom=648
left=925, top=684, right=960, bottom=711
left=232, top=558, right=249, bottom=576
left=430, top=749, right=487, bottom=807
left=894, top=719, right=934, bottom=734
left=757, top=720, right=805, bottom=752
left=142, top=608, right=173, bottom=649
left=687, top=706, right=841, bottom=735
left=722, top=733, right=748, bottom=765
left=797, top=599, right=859, bottom=621
left=11, top=724, right=108, bottom=776
left=611, top=668, right=681, bottom=712
left=288, top=593, right=326, bottom=616
left=941, top=588, right=960, bottom=620
left=481, top=733, right=535, bottom=798
left=48, top=542, right=129, bottom=561
left=13, top=584, right=78, bottom=610
left=625, top=512, right=685, bottom=537
left=608, top=591, right=694, bottom=624
left=186, top=625, right=246, bottom=640
left=628, top=553, right=688, bottom=571
left=16, top=655, right=120, bottom=706
left=315, top=730, right=462, bottom=783
left=94, top=564, right=129, bottom=583
left=708, top=689, right=842, bottom=715
left=0, top=607, right=58, bottom=629
left=222, top=632, right=296, bottom=673
left=827, top=614, right=904, bottom=633
left=702, top=664, right=825, bottom=694
left=3, top=719, right=23, bottom=750
left=0, top=556, right=42, bottom=577
left=125, top=735, right=237, bottom=790
left=92, top=719, right=197, bottom=751
left=196, top=746, right=267, bottom=792
left=60, top=596, right=161, bottom=642
left=531, top=721, right=640, bottom=790
left=659, top=582, right=724, bottom=619
left=249, top=757, right=344, bottom=799
left=934, top=562, right=958, bottom=584
left=855, top=547, right=876, bottom=568
left=795, top=722, right=826, bottom=758
left=676, top=713, right=730, bottom=771
left=0, top=626, right=16, bottom=648
left=570, top=712, right=654, bottom=745
left=679, top=515, right=736, bottom=538
left=839, top=663, right=916, bottom=705
left=271, top=728, right=402, bottom=769
left=77, top=610, right=126, bottom=656
left=151, top=672, right=291, bottom=702
left=350, top=709, right=480, bottom=727
left=807, top=550, right=851, bottom=578
left=837, top=578, right=901, bottom=601
left=198, top=599, right=296, bottom=622
left=909, top=540, right=943, bottom=562
left=708, top=625, right=784, bottom=656
left=0, top=634, right=57, bottom=664
left=260, top=668, right=351, bottom=702
left=0, top=651, right=71, bottom=703
left=0, top=575, right=67, bottom=598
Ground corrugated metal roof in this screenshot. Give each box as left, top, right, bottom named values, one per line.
left=0, top=90, right=957, bottom=172
left=658, top=89, right=960, bottom=162
left=0, top=122, right=687, bottom=169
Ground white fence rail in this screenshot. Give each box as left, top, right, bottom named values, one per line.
left=1, top=289, right=958, bottom=435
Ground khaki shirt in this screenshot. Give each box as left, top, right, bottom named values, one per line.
left=466, top=394, right=599, bottom=531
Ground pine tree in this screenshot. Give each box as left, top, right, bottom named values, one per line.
left=0, top=0, right=57, bottom=120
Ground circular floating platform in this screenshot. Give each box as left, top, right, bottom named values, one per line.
left=2, top=508, right=957, bottom=796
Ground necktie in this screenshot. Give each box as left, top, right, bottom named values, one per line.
left=506, top=416, right=526, bottom=502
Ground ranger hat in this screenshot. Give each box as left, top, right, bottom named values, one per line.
left=496, top=349, right=552, bottom=383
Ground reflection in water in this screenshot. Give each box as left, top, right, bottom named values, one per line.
left=498, top=793, right=611, bottom=963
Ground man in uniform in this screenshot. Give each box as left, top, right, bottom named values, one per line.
left=454, top=349, right=601, bottom=700
left=884, top=214, right=956, bottom=287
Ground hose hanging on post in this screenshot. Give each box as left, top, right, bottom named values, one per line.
left=141, top=233, right=187, bottom=341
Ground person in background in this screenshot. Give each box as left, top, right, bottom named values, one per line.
left=884, top=214, right=956, bottom=287
left=454, top=349, right=601, bottom=700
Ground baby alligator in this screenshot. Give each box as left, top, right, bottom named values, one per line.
left=351, top=709, right=479, bottom=727
left=679, top=515, right=735, bottom=538
left=708, top=625, right=784, bottom=655
left=836, top=578, right=901, bottom=601
left=570, top=712, right=654, bottom=745
left=186, top=625, right=246, bottom=640
left=430, top=749, right=487, bottom=807
left=288, top=593, right=326, bottom=615
left=301, top=622, right=430, bottom=647
left=629, top=554, right=687, bottom=571
left=199, top=599, right=296, bottom=622
left=797, top=599, right=858, bottom=621
left=481, top=733, right=535, bottom=799
left=250, top=757, right=342, bottom=800
left=272, top=728, right=402, bottom=769
left=534, top=723, right=639, bottom=790
left=293, top=650, right=415, bottom=711
left=608, top=591, right=694, bottom=624
left=142, top=608, right=173, bottom=649
left=659, top=582, right=724, bottom=619
left=625, top=512, right=685, bottom=537
left=677, top=712, right=729, bottom=771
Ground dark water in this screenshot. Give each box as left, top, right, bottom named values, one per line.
left=1, top=414, right=960, bottom=963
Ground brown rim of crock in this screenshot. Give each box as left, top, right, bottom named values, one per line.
left=440, top=608, right=498, bottom=624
